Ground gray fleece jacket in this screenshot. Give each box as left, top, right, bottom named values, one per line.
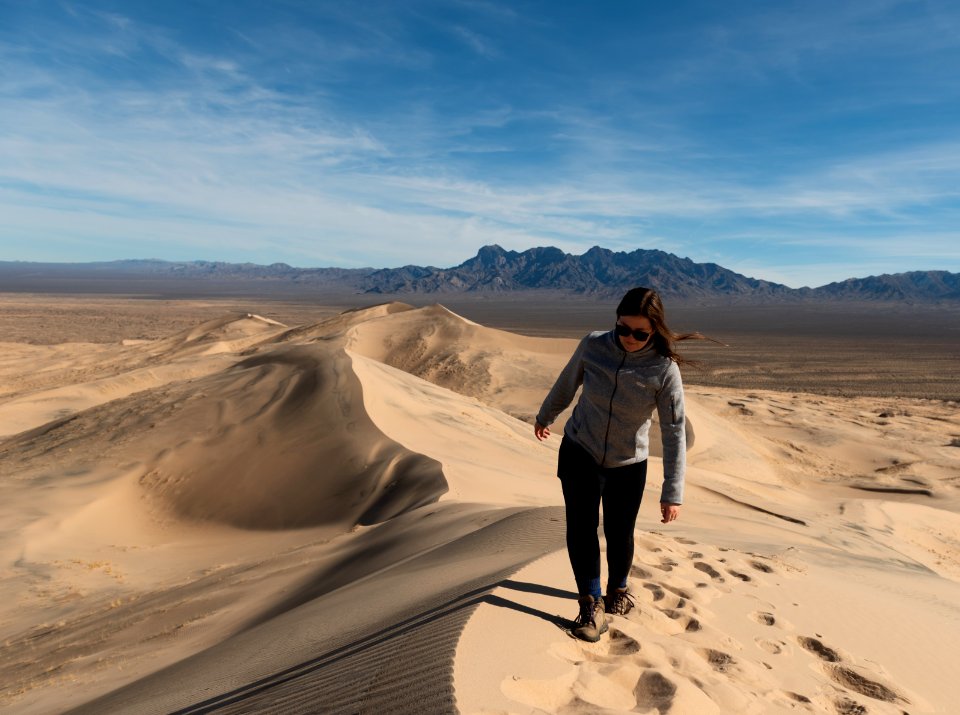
left=536, top=330, right=686, bottom=504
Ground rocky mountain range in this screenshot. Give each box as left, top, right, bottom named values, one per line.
left=1, top=246, right=958, bottom=302
left=359, top=245, right=794, bottom=298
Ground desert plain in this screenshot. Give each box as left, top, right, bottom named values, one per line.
left=1, top=291, right=959, bottom=714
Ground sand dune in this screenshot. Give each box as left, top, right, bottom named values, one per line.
left=1, top=302, right=958, bottom=714
left=0, top=313, right=289, bottom=439
left=346, top=303, right=575, bottom=422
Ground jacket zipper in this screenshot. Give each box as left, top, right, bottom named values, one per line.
left=601, top=351, right=627, bottom=466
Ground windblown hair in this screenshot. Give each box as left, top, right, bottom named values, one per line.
left=616, top=286, right=714, bottom=365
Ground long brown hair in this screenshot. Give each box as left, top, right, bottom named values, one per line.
left=616, top=287, right=714, bottom=365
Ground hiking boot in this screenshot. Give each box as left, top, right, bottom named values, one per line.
left=604, top=588, right=635, bottom=616
left=572, top=595, right=608, bottom=642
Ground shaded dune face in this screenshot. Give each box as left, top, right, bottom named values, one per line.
left=0, top=333, right=447, bottom=532
left=139, top=344, right=447, bottom=530
left=348, top=305, right=499, bottom=399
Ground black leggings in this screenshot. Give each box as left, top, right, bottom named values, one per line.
left=558, top=435, right=647, bottom=597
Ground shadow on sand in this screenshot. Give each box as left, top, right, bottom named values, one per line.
left=163, top=578, right=577, bottom=714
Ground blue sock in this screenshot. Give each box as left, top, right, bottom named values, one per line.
left=586, top=577, right=602, bottom=599
left=607, top=577, right=628, bottom=593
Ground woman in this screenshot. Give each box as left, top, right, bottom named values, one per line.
left=534, top=286, right=695, bottom=642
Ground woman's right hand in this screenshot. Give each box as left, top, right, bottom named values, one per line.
left=534, top=421, right=551, bottom=441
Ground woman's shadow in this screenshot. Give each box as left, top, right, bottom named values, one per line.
left=483, top=579, right=580, bottom=632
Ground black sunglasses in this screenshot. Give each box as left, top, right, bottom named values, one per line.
left=614, top=323, right=651, bottom=341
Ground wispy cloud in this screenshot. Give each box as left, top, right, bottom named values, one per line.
left=0, top=1, right=958, bottom=285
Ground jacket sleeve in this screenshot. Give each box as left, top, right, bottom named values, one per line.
left=536, top=335, right=588, bottom=427
left=656, top=360, right=686, bottom=504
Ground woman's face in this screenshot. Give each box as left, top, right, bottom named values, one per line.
left=616, top=314, right=654, bottom=352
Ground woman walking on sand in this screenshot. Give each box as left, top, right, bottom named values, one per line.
left=535, top=286, right=695, bottom=642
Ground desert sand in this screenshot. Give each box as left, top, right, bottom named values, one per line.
left=1, top=298, right=958, bottom=714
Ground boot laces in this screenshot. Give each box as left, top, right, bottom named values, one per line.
left=607, top=590, right=635, bottom=615
left=575, top=599, right=597, bottom=626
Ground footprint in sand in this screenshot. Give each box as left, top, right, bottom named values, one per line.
left=639, top=579, right=700, bottom=610
left=797, top=636, right=841, bottom=662
left=830, top=665, right=904, bottom=704
left=606, top=627, right=642, bottom=655
left=693, top=561, right=725, bottom=582
left=633, top=670, right=677, bottom=712
left=655, top=557, right=679, bottom=572
left=752, top=611, right=776, bottom=626
left=658, top=607, right=702, bottom=632
left=642, top=582, right=665, bottom=602
left=798, top=636, right=909, bottom=707
left=833, top=696, right=869, bottom=714
left=660, top=583, right=694, bottom=601
left=755, top=638, right=785, bottom=655
left=701, top=648, right=737, bottom=673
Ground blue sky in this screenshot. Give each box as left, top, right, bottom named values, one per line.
left=2, top=0, right=959, bottom=287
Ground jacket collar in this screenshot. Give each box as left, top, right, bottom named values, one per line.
left=611, top=330, right=656, bottom=357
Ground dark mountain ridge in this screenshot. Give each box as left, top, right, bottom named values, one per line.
left=360, top=245, right=795, bottom=299
left=1, top=246, right=957, bottom=302
left=812, top=271, right=960, bottom=302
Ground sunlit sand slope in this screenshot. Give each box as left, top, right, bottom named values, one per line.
left=456, top=388, right=960, bottom=715
left=0, top=302, right=957, bottom=714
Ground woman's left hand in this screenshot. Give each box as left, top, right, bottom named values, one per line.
left=534, top=421, right=551, bottom=441
left=660, top=503, right=680, bottom=524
